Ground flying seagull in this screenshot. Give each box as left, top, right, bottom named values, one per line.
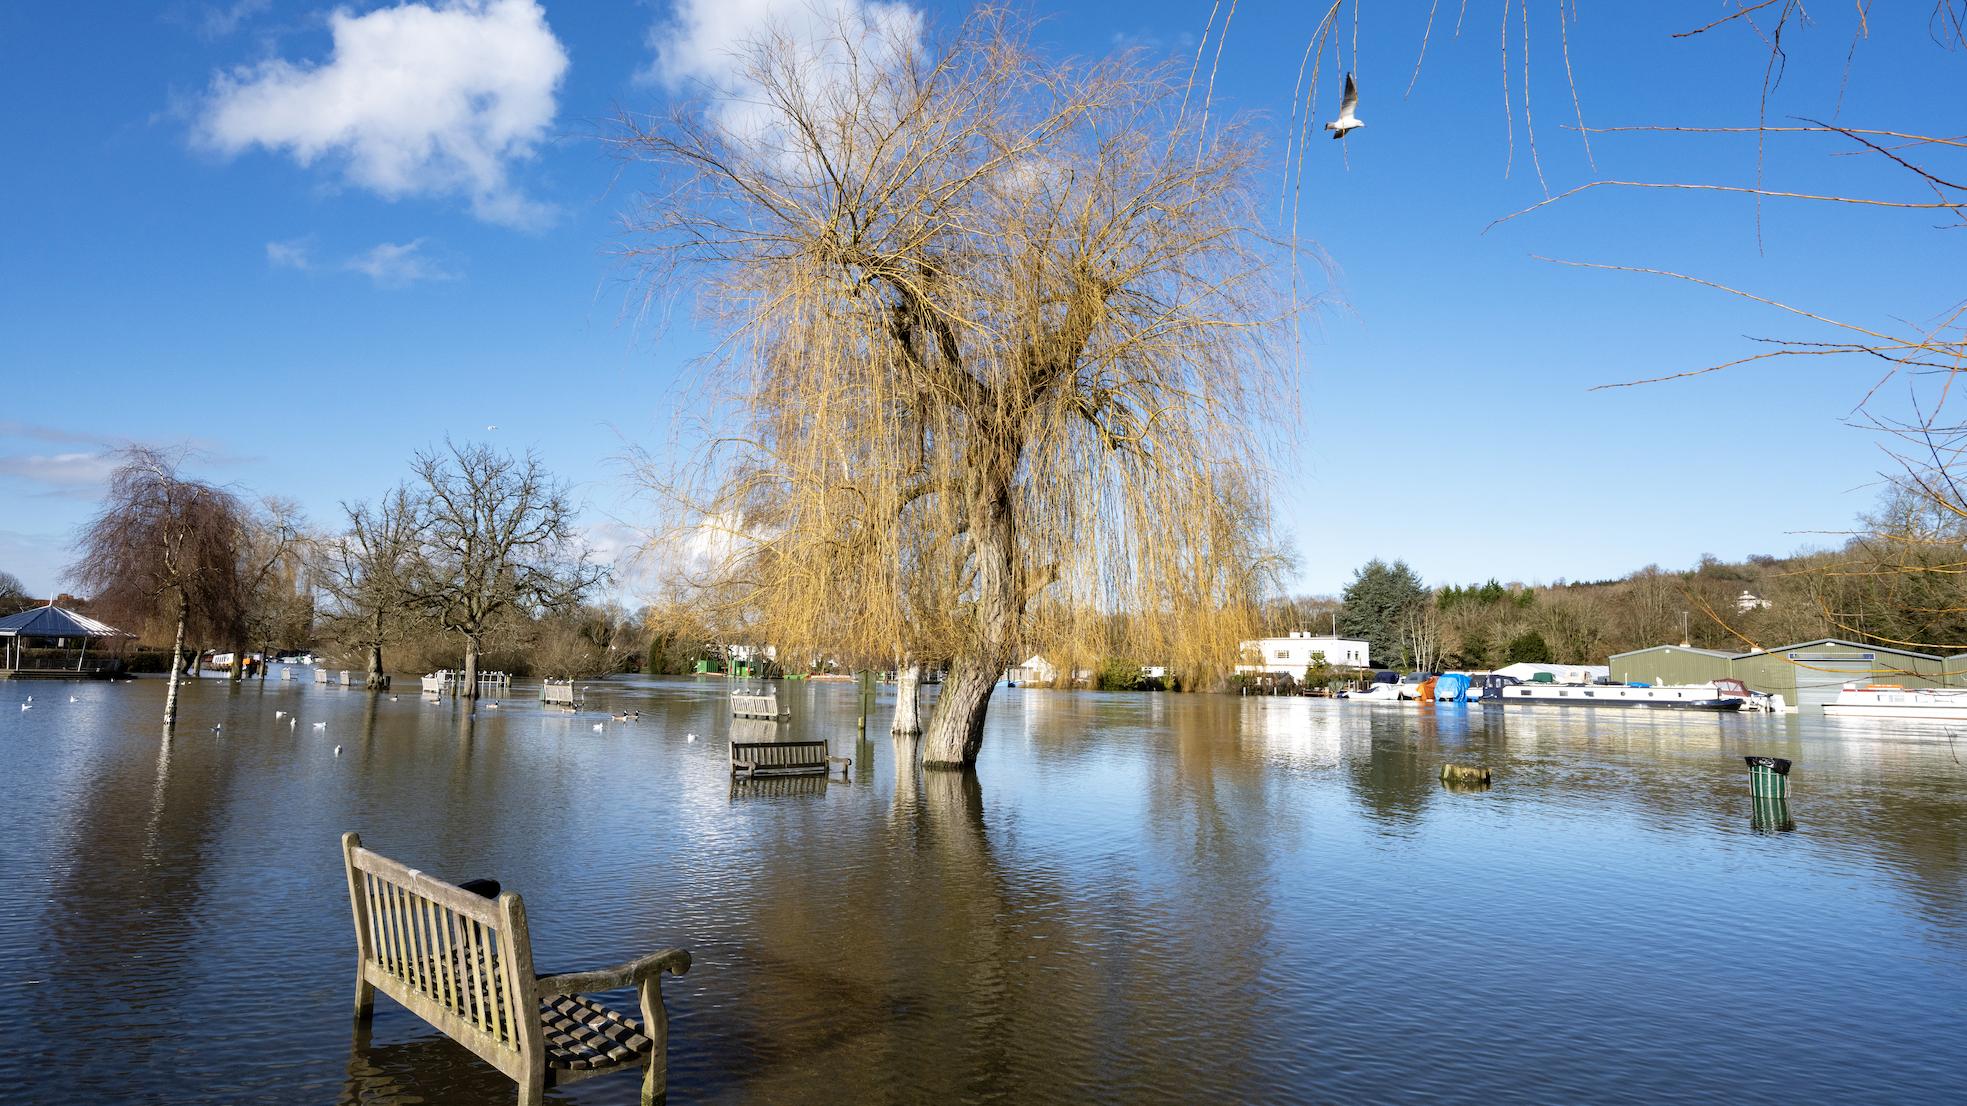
left=1325, top=73, right=1363, bottom=140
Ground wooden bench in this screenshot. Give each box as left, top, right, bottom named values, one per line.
left=341, top=833, right=690, bottom=1105
left=729, top=739, right=850, bottom=780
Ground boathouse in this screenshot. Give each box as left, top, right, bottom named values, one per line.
left=0, top=603, right=135, bottom=679
left=1608, top=638, right=1951, bottom=712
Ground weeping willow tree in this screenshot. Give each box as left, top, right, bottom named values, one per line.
left=620, top=11, right=1290, bottom=768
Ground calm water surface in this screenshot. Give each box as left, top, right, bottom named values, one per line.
left=1, top=674, right=1963, bottom=1104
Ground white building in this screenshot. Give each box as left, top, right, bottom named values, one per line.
left=1006, top=655, right=1057, bottom=685
left=1735, top=590, right=1772, bottom=612
left=1236, top=631, right=1371, bottom=674
left=1492, top=661, right=1609, bottom=684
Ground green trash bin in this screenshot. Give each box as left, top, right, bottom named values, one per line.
left=1745, top=756, right=1791, bottom=799
left=1751, top=793, right=1796, bottom=832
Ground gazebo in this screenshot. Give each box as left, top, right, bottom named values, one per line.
left=0, top=603, right=135, bottom=679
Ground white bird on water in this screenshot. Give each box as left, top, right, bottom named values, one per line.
left=212, top=723, right=222, bottom=732
left=486, top=424, right=499, bottom=431
left=69, top=696, right=78, bottom=703
left=289, top=717, right=297, bottom=729
left=275, top=710, right=286, bottom=719
left=686, top=733, right=697, bottom=743
left=19, top=703, right=28, bottom=712
left=312, top=722, right=326, bottom=731
left=1324, top=72, right=1363, bottom=140
left=334, top=745, right=343, bottom=756
left=592, top=722, right=605, bottom=733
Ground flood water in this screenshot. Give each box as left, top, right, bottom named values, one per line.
left=2, top=674, right=1963, bottom=1104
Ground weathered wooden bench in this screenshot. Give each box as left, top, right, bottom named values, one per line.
left=341, top=832, right=690, bottom=1105
left=728, top=739, right=850, bottom=780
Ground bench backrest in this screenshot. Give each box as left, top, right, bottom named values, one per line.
left=730, top=740, right=828, bottom=768
left=342, top=833, right=541, bottom=1077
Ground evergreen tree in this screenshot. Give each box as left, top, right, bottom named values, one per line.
left=1337, top=559, right=1428, bottom=669
left=1506, top=630, right=1552, bottom=665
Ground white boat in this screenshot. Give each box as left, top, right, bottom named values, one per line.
left=1823, top=683, right=1967, bottom=721
left=1343, top=682, right=1405, bottom=703
left=1493, top=679, right=1752, bottom=711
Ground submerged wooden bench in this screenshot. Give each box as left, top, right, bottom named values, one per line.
left=341, top=833, right=690, bottom=1105
left=729, top=739, right=850, bottom=780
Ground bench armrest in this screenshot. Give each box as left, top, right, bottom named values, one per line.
left=536, top=948, right=692, bottom=995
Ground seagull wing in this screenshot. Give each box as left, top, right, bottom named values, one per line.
left=1340, top=72, right=1358, bottom=116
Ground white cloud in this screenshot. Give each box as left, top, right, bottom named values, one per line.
left=644, top=0, right=924, bottom=152
left=344, top=239, right=455, bottom=287
left=0, top=451, right=122, bottom=492
left=201, top=0, right=271, bottom=38
left=198, top=0, right=568, bottom=227
left=265, top=237, right=312, bottom=270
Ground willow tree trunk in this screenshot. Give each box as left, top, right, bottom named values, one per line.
left=921, top=488, right=1018, bottom=769
left=460, top=639, right=480, bottom=701
left=891, top=662, right=923, bottom=736
left=162, top=599, right=188, bottom=733
left=364, top=643, right=386, bottom=690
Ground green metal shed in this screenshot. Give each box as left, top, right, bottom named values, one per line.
left=1607, top=645, right=1737, bottom=688
left=1732, top=639, right=1946, bottom=711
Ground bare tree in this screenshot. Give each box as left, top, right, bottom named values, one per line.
left=231, top=497, right=308, bottom=683
left=316, top=486, right=421, bottom=690
left=407, top=442, right=606, bottom=699
left=0, top=569, right=30, bottom=616
left=1400, top=603, right=1443, bottom=676
left=69, top=448, right=246, bottom=732
left=620, top=12, right=1288, bottom=769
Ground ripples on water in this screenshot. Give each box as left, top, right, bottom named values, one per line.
left=0, top=676, right=1962, bottom=1104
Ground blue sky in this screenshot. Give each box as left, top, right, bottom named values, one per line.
left=1, top=1, right=1954, bottom=601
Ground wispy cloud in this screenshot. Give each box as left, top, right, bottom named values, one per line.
left=265, top=237, right=312, bottom=270
left=643, top=0, right=925, bottom=155
left=199, top=0, right=271, bottom=38
left=196, top=0, right=568, bottom=227
left=344, top=239, right=456, bottom=288
left=0, top=451, right=123, bottom=495
left=0, top=422, right=108, bottom=447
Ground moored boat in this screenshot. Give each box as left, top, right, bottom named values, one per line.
left=1493, top=680, right=1747, bottom=711
left=1823, top=683, right=1967, bottom=721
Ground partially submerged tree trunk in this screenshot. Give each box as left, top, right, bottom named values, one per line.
left=922, top=499, right=1018, bottom=769
left=891, top=661, right=923, bottom=736
left=461, top=638, right=480, bottom=701
left=162, top=600, right=188, bottom=733
left=365, top=643, right=386, bottom=690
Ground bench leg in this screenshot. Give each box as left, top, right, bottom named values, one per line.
left=639, top=975, right=670, bottom=1104
left=517, top=1066, right=545, bottom=1106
